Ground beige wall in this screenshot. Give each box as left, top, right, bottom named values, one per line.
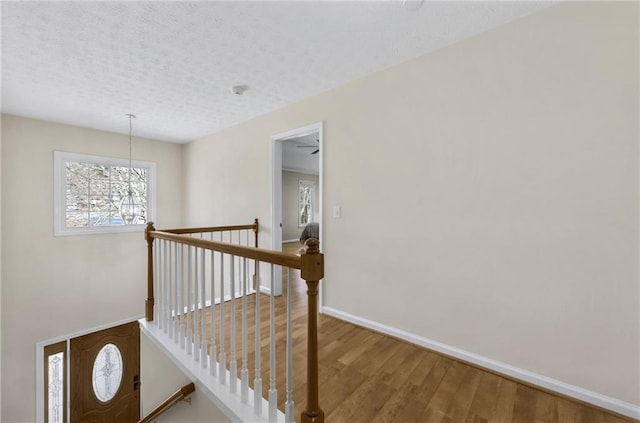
left=0, top=115, right=184, bottom=422
left=282, top=170, right=319, bottom=241
left=141, top=333, right=231, bottom=423
left=184, top=2, right=639, bottom=406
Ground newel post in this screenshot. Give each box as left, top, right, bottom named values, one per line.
left=300, top=238, right=325, bottom=423
left=145, top=222, right=156, bottom=321
left=253, top=218, right=259, bottom=248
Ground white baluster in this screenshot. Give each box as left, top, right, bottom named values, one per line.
left=254, top=261, right=262, bottom=416
left=158, top=239, right=168, bottom=331
left=166, top=242, right=171, bottom=337
left=241, top=256, right=249, bottom=403
left=177, top=244, right=183, bottom=347
left=158, top=240, right=164, bottom=331
left=285, top=268, right=295, bottom=423
left=219, top=252, right=226, bottom=384
left=153, top=237, right=159, bottom=326
left=210, top=248, right=217, bottom=376
left=269, top=264, right=277, bottom=423
left=230, top=254, right=238, bottom=392
left=200, top=247, right=207, bottom=367
left=187, top=246, right=192, bottom=355
left=193, top=247, right=200, bottom=362
left=168, top=242, right=174, bottom=340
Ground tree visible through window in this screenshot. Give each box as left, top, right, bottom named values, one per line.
left=65, top=162, right=147, bottom=227
left=54, top=152, right=155, bottom=235
left=299, top=180, right=315, bottom=227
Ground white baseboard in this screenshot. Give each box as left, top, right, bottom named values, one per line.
left=321, top=307, right=640, bottom=420
left=282, top=239, right=299, bottom=244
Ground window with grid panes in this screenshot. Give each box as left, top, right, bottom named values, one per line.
left=54, top=152, right=156, bottom=235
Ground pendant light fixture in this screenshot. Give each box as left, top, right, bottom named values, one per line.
left=120, top=113, right=141, bottom=224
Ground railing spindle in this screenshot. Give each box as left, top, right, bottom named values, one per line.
left=285, top=268, right=295, bottom=423
left=269, top=264, right=278, bottom=423
left=177, top=244, right=183, bottom=347
left=158, top=240, right=169, bottom=333
left=168, top=242, right=174, bottom=340
left=219, top=252, right=226, bottom=384
left=210, top=247, right=217, bottom=376
left=200, top=247, right=207, bottom=367
left=241, top=256, right=249, bottom=403
left=187, top=246, right=193, bottom=355
left=194, top=247, right=201, bottom=362
left=230, top=254, right=237, bottom=392
left=152, top=231, right=159, bottom=325
left=254, top=261, right=262, bottom=416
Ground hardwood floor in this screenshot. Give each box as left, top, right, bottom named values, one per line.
left=192, top=242, right=635, bottom=423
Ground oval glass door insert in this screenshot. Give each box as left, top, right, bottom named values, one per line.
left=91, top=343, right=123, bottom=402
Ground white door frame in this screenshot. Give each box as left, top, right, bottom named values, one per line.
left=272, top=122, right=323, bottom=309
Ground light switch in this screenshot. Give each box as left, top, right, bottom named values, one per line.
left=333, top=205, right=341, bottom=219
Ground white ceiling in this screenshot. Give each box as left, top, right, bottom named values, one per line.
left=1, top=1, right=555, bottom=143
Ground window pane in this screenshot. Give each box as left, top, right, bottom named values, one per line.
left=92, top=343, right=123, bottom=402
left=66, top=211, right=89, bottom=227
left=47, top=352, right=64, bottom=423
left=56, top=152, right=154, bottom=234
left=89, top=164, right=110, bottom=180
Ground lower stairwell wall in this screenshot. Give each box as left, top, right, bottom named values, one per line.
left=141, top=331, right=231, bottom=423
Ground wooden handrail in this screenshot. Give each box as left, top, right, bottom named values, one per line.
left=162, top=222, right=257, bottom=235
left=138, top=382, right=195, bottom=423
left=148, top=230, right=302, bottom=269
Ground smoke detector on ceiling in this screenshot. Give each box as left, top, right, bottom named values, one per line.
left=230, top=85, right=249, bottom=95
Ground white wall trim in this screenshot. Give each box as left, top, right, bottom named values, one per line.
left=272, top=121, right=324, bottom=304
left=282, top=239, right=299, bottom=244
left=282, top=167, right=319, bottom=176
left=322, top=307, right=640, bottom=420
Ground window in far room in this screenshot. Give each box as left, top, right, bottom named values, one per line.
left=298, top=180, right=315, bottom=227
left=54, top=151, right=156, bottom=235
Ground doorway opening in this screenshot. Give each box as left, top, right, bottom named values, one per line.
left=272, top=122, right=323, bottom=303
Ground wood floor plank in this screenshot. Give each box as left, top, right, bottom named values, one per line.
left=490, top=377, right=518, bottom=423
left=465, top=372, right=500, bottom=423
left=512, top=384, right=538, bottom=423
left=444, top=365, right=483, bottom=422
left=534, top=390, right=559, bottom=423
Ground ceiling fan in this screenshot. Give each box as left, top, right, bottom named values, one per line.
left=296, top=139, right=319, bottom=155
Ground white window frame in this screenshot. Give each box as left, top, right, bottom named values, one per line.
left=54, top=151, right=156, bottom=236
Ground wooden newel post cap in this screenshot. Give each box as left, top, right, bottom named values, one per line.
left=301, top=238, right=323, bottom=281
left=305, top=237, right=320, bottom=254
left=145, top=222, right=155, bottom=242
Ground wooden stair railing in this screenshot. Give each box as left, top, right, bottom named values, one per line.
left=144, top=219, right=324, bottom=423
left=137, top=382, right=195, bottom=423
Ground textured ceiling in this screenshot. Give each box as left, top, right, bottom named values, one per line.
left=1, top=1, right=555, bottom=143
left=283, top=133, right=320, bottom=174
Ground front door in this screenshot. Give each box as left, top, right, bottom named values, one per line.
left=70, top=321, right=140, bottom=422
